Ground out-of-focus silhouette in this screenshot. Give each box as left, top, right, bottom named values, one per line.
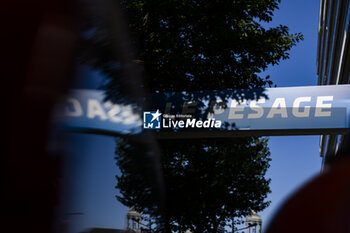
left=265, top=152, right=350, bottom=233
left=2, top=0, right=77, bottom=233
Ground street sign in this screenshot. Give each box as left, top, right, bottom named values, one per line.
left=53, top=85, right=350, bottom=137
left=53, top=89, right=142, bottom=135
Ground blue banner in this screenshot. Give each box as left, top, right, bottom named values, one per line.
left=211, top=85, right=348, bottom=131
left=53, top=89, right=142, bottom=135
left=53, top=85, right=350, bottom=137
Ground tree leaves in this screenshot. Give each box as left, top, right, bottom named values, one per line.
left=78, top=0, right=302, bottom=232
left=79, top=0, right=302, bottom=103
left=115, top=137, right=271, bottom=232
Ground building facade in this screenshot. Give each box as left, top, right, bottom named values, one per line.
left=317, top=0, right=350, bottom=167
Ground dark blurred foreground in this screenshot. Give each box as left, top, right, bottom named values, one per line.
left=2, top=0, right=77, bottom=232
left=265, top=154, right=350, bottom=233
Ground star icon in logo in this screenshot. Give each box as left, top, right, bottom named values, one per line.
left=150, top=109, right=162, bottom=122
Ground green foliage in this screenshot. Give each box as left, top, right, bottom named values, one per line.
left=79, top=0, right=302, bottom=101
left=78, top=0, right=303, bottom=232
left=115, top=137, right=271, bottom=232
left=120, top=0, right=302, bottom=93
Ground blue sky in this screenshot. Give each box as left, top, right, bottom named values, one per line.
left=258, top=0, right=322, bottom=229
left=63, top=0, right=322, bottom=232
